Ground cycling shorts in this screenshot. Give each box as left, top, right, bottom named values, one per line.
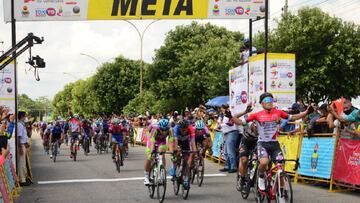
left=51, top=134, right=62, bottom=143
left=195, top=134, right=210, bottom=146
left=257, top=141, right=284, bottom=162
left=112, top=134, right=123, bottom=146
left=239, top=137, right=257, bottom=158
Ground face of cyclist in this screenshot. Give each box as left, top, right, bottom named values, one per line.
left=159, top=127, right=169, bottom=136
left=261, top=97, right=274, bottom=110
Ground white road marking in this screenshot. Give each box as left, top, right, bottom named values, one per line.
left=38, top=174, right=227, bottom=185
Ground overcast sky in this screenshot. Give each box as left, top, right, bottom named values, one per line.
left=0, top=0, right=359, bottom=100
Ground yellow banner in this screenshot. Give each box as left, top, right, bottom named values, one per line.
left=88, top=0, right=209, bottom=20
left=278, top=134, right=300, bottom=173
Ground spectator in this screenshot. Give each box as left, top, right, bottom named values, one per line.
left=307, top=103, right=334, bottom=135
left=344, top=110, right=360, bottom=138
left=17, top=111, right=31, bottom=186
left=219, top=104, right=240, bottom=173
left=329, top=96, right=359, bottom=128
left=280, top=103, right=302, bottom=134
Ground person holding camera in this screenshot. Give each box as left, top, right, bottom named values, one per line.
left=0, top=106, right=15, bottom=164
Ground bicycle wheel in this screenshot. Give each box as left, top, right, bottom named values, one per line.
left=73, top=145, right=77, bottom=162
left=148, top=163, right=156, bottom=198
left=115, top=154, right=121, bottom=173
left=96, top=139, right=100, bottom=154
left=276, top=172, right=293, bottom=203
left=157, top=165, right=167, bottom=203
left=191, top=158, right=197, bottom=184
left=236, top=169, right=242, bottom=192
left=173, top=164, right=181, bottom=195
left=181, top=163, right=191, bottom=200
left=254, top=171, right=266, bottom=203
left=53, top=143, right=57, bottom=163
left=198, top=156, right=204, bottom=187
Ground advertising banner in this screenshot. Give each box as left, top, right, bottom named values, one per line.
left=333, top=138, right=360, bottom=185
left=4, top=0, right=265, bottom=22
left=0, top=61, right=16, bottom=169
left=212, top=131, right=222, bottom=158
left=298, top=137, right=336, bottom=179
left=248, top=54, right=265, bottom=112
left=277, top=134, right=300, bottom=173
left=229, top=64, right=248, bottom=115
left=267, top=53, right=296, bottom=110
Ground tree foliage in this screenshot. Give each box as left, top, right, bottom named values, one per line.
left=259, top=7, right=360, bottom=103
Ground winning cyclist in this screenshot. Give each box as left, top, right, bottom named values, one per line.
left=69, top=114, right=81, bottom=159
left=143, top=119, right=175, bottom=186
left=232, top=92, right=310, bottom=195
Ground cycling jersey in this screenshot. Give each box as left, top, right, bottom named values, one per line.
left=145, top=125, right=174, bottom=161
left=174, top=125, right=195, bottom=151
left=244, top=108, right=291, bottom=142
left=69, top=118, right=81, bottom=133
left=194, top=126, right=210, bottom=146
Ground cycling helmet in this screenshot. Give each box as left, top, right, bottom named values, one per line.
left=74, top=114, right=80, bottom=119
left=158, top=119, right=169, bottom=130
left=121, top=119, right=127, bottom=125
left=112, top=118, right=120, bottom=125
left=195, top=120, right=205, bottom=130
left=259, top=92, right=274, bottom=104
left=95, top=120, right=101, bottom=125
left=179, top=120, right=189, bottom=129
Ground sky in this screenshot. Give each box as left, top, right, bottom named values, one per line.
left=0, top=0, right=360, bottom=100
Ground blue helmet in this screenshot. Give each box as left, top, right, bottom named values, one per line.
left=195, top=120, right=205, bottom=130
left=158, top=119, right=169, bottom=130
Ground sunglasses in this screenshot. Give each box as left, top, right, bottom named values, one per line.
left=262, top=97, right=274, bottom=103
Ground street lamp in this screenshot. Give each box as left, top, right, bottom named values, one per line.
left=80, top=53, right=101, bottom=67
left=123, top=20, right=160, bottom=96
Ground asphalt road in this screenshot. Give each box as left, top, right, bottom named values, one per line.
left=16, top=133, right=360, bottom=203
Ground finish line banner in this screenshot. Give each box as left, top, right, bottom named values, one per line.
left=3, top=0, right=265, bottom=22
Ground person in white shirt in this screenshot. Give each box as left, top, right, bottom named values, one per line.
left=17, top=111, right=30, bottom=186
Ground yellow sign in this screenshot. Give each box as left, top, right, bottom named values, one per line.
left=88, top=0, right=209, bottom=20
left=278, top=134, right=300, bottom=173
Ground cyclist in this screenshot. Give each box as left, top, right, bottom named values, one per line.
left=194, top=120, right=213, bottom=156
left=143, top=119, right=175, bottom=186
left=93, top=120, right=103, bottom=150
left=81, top=119, right=92, bottom=154
left=69, top=114, right=81, bottom=159
left=173, top=120, right=196, bottom=190
left=238, top=122, right=258, bottom=190
left=121, top=119, right=130, bottom=157
left=232, top=92, right=309, bottom=195
left=102, top=118, right=110, bottom=146
left=110, top=118, right=124, bottom=163
left=43, top=122, right=52, bottom=154
left=49, top=121, right=63, bottom=159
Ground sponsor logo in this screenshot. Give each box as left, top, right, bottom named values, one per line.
left=73, top=6, right=80, bottom=14
left=235, top=7, right=244, bottom=15
left=46, top=8, right=56, bottom=16
left=241, top=91, right=247, bottom=103
left=35, top=9, right=47, bottom=17
left=287, top=72, right=293, bottom=78
left=24, top=0, right=35, bottom=3
left=22, top=6, right=30, bottom=17
left=225, top=7, right=248, bottom=16
left=66, top=1, right=77, bottom=5
left=4, top=77, right=12, bottom=84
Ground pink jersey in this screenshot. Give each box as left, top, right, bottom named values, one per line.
left=245, top=108, right=291, bottom=142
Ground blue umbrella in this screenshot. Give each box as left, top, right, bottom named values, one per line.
left=205, top=96, right=229, bottom=107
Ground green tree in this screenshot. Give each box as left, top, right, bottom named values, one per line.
left=259, top=7, right=360, bottom=103
left=146, top=22, right=243, bottom=110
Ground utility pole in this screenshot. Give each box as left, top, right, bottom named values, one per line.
left=283, top=0, right=289, bottom=14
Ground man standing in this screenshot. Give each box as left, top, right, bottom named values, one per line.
left=17, top=111, right=30, bottom=186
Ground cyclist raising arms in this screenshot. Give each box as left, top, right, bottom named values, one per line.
left=69, top=114, right=81, bottom=159
left=232, top=92, right=310, bottom=195
left=143, top=119, right=175, bottom=185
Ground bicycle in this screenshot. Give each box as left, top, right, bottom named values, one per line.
left=236, top=147, right=258, bottom=200
left=172, top=150, right=198, bottom=200
left=191, top=144, right=205, bottom=187
left=254, top=159, right=299, bottom=203
left=72, top=136, right=80, bottom=162
left=148, top=150, right=172, bottom=203
left=95, top=133, right=102, bottom=154
left=82, top=135, right=90, bottom=156
left=52, top=139, right=60, bottom=163
left=113, top=141, right=124, bottom=173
